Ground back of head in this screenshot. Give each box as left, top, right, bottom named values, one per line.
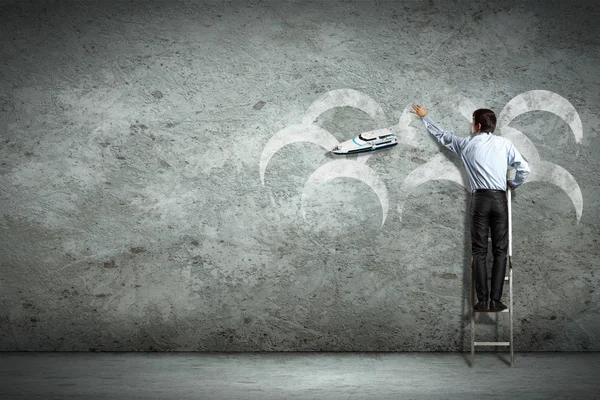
left=473, top=109, right=497, bottom=133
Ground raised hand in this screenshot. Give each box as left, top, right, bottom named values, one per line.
left=410, top=104, right=427, bottom=118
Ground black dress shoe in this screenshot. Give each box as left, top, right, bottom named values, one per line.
left=489, top=299, right=507, bottom=311
left=474, top=300, right=488, bottom=310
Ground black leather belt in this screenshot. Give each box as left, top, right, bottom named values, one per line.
left=472, top=189, right=506, bottom=194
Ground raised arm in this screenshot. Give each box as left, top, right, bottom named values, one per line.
left=410, top=104, right=467, bottom=156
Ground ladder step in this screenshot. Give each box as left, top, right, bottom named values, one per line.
left=474, top=342, right=510, bottom=346
left=474, top=308, right=510, bottom=313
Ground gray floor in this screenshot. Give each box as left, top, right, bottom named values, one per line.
left=1, top=352, right=599, bottom=399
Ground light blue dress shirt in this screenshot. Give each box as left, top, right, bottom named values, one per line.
left=422, top=115, right=530, bottom=191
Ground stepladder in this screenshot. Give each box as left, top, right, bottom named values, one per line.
left=470, top=189, right=514, bottom=367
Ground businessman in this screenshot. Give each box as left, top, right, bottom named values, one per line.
left=410, top=105, right=530, bottom=311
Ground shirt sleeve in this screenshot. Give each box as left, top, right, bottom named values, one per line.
left=507, top=142, right=530, bottom=188
left=422, top=115, right=468, bottom=156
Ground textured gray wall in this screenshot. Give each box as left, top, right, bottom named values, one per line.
left=1, top=0, right=598, bottom=351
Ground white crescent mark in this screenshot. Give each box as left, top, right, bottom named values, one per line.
left=457, top=96, right=477, bottom=122
left=302, top=89, right=387, bottom=127
left=526, top=161, right=583, bottom=223
left=259, top=124, right=339, bottom=185
left=498, top=126, right=541, bottom=163
left=498, top=90, right=583, bottom=144
left=397, top=154, right=469, bottom=222
left=496, top=91, right=583, bottom=222
left=398, top=105, right=422, bottom=148
left=301, top=159, right=390, bottom=227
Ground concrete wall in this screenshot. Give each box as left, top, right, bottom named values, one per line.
left=1, top=0, right=598, bottom=351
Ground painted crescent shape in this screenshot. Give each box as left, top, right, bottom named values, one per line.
left=355, top=152, right=372, bottom=165
left=398, top=106, right=422, bottom=148
left=259, top=124, right=340, bottom=185
left=499, top=126, right=541, bottom=163
left=457, top=96, right=477, bottom=122
left=302, top=89, right=387, bottom=127
left=301, top=159, right=390, bottom=227
left=396, top=154, right=469, bottom=222
left=526, top=160, right=583, bottom=223
left=498, top=90, right=583, bottom=144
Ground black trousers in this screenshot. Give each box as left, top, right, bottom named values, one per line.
left=471, top=190, right=509, bottom=303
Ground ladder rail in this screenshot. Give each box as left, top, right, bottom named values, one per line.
left=508, top=189, right=514, bottom=367
left=506, top=187, right=515, bottom=367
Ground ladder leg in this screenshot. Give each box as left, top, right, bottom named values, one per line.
left=510, top=264, right=514, bottom=367
left=507, top=189, right=515, bottom=367
left=471, top=309, right=475, bottom=367
left=470, top=257, right=475, bottom=367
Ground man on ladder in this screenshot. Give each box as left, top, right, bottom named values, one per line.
left=410, top=105, right=530, bottom=310
left=411, top=104, right=530, bottom=366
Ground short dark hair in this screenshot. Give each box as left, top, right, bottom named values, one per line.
left=472, top=109, right=496, bottom=133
